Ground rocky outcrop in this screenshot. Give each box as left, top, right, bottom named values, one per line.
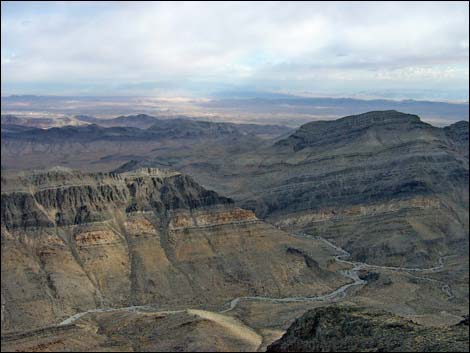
left=444, top=120, right=469, bottom=145
left=444, top=120, right=469, bottom=159
left=267, top=306, right=470, bottom=352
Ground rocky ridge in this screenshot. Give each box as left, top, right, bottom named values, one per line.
left=267, top=306, right=469, bottom=352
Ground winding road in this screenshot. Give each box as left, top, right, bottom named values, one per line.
left=57, top=231, right=453, bottom=326
left=220, top=232, right=452, bottom=313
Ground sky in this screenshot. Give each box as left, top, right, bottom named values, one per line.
left=1, top=1, right=469, bottom=100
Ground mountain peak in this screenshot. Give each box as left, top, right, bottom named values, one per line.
left=339, top=109, right=421, bottom=123
left=303, top=110, right=422, bottom=131
left=276, top=110, right=428, bottom=151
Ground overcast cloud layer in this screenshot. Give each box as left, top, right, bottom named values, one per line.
left=1, top=1, right=469, bottom=100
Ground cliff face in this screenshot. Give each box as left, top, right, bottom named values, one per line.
left=1, top=167, right=230, bottom=229
left=1, top=167, right=343, bottom=333
left=267, top=306, right=469, bottom=352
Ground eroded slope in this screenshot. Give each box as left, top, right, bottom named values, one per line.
left=1, top=167, right=344, bottom=333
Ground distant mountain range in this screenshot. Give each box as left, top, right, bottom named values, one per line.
left=1, top=113, right=291, bottom=142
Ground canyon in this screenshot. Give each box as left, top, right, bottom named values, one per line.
left=1, top=110, right=468, bottom=351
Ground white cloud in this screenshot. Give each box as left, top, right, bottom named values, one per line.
left=1, top=1, right=468, bottom=97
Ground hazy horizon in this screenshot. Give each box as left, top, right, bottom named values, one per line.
left=1, top=92, right=470, bottom=103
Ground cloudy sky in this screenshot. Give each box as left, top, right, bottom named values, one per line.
left=1, top=1, right=469, bottom=100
